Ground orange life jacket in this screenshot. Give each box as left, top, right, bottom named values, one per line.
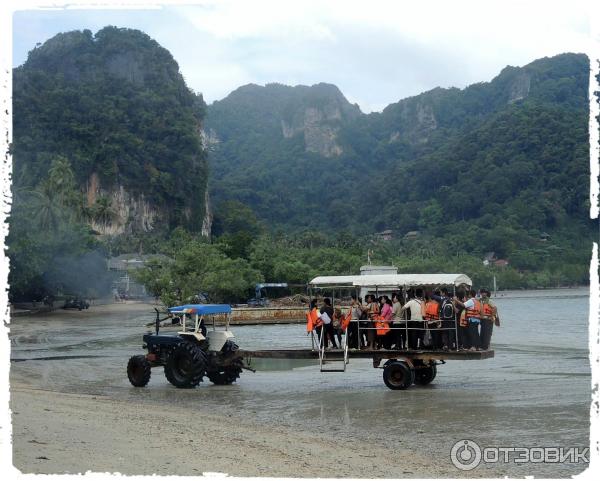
left=480, top=301, right=495, bottom=320
left=374, top=315, right=391, bottom=336
left=466, top=299, right=481, bottom=320
left=367, top=303, right=379, bottom=319
left=305, top=312, right=313, bottom=332
left=341, top=309, right=352, bottom=332
left=459, top=309, right=468, bottom=327
left=306, top=308, right=321, bottom=332
left=423, top=300, right=440, bottom=321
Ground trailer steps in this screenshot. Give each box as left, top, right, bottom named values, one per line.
left=318, top=338, right=349, bottom=373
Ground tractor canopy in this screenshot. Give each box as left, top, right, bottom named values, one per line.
left=168, top=304, right=232, bottom=315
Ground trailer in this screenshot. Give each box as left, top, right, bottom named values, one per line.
left=240, top=273, right=493, bottom=389
left=126, top=274, right=494, bottom=390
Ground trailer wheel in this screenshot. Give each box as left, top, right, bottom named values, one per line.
left=414, top=363, right=437, bottom=385
left=383, top=360, right=414, bottom=390
left=207, top=364, right=243, bottom=385
left=127, top=355, right=151, bottom=387
left=164, top=342, right=206, bottom=388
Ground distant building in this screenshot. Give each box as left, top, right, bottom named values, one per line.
left=108, top=254, right=172, bottom=298
left=374, top=229, right=393, bottom=241
left=540, top=232, right=550, bottom=242
left=404, top=230, right=420, bottom=240
left=483, top=251, right=497, bottom=266
left=494, top=259, right=509, bottom=267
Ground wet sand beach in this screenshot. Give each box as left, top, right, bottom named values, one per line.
left=11, top=385, right=453, bottom=477
left=9, top=290, right=591, bottom=477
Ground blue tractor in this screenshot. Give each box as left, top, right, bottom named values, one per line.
left=127, top=304, right=249, bottom=388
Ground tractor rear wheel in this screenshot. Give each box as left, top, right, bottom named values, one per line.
left=207, top=361, right=243, bottom=385
left=164, top=342, right=207, bottom=388
left=127, top=355, right=151, bottom=387
left=383, top=360, right=414, bottom=390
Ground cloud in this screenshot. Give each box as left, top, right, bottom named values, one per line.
left=11, top=0, right=593, bottom=112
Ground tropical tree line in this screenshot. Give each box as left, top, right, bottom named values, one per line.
left=131, top=200, right=589, bottom=307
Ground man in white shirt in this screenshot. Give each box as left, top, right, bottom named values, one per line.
left=319, top=298, right=337, bottom=349
left=401, top=288, right=425, bottom=349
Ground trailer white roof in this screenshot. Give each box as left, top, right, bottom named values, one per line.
left=310, top=273, right=472, bottom=287
left=309, top=275, right=364, bottom=285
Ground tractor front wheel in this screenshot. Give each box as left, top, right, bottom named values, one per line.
left=127, top=355, right=151, bottom=387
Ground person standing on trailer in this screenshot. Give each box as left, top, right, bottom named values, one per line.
left=391, top=292, right=406, bottom=349
left=347, top=294, right=362, bottom=349
left=307, top=299, right=322, bottom=344
left=422, top=291, right=441, bottom=348
left=430, top=288, right=456, bottom=350
left=378, top=296, right=394, bottom=349
left=332, top=307, right=344, bottom=347
left=454, top=289, right=481, bottom=350
left=361, top=294, right=379, bottom=349
left=371, top=295, right=381, bottom=338
left=400, top=288, right=425, bottom=349
left=365, top=294, right=380, bottom=349
left=320, top=298, right=338, bottom=349
left=454, top=289, right=469, bottom=349
left=357, top=296, right=369, bottom=349
left=479, top=288, right=499, bottom=350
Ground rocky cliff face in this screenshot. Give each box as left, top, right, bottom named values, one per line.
left=86, top=172, right=158, bottom=235
left=387, top=100, right=438, bottom=144
left=201, top=190, right=212, bottom=237
left=281, top=105, right=347, bottom=156
left=508, top=72, right=531, bottom=103
left=206, top=82, right=361, bottom=158
left=86, top=172, right=212, bottom=236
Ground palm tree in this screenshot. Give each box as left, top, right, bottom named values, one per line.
left=47, top=156, right=75, bottom=189
left=91, top=196, right=118, bottom=227
left=46, top=156, right=78, bottom=208
left=27, top=183, right=63, bottom=231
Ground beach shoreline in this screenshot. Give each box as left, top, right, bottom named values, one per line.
left=9, top=383, right=487, bottom=477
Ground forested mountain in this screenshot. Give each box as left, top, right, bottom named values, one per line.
left=205, top=53, right=593, bottom=272
left=207, top=53, right=589, bottom=232
left=12, top=26, right=210, bottom=234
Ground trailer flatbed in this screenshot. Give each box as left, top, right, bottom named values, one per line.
left=239, top=348, right=494, bottom=361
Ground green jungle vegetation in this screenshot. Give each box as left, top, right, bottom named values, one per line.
left=7, top=28, right=596, bottom=305
left=132, top=199, right=589, bottom=305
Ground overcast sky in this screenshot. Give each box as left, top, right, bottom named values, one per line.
left=10, top=0, right=593, bottom=113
